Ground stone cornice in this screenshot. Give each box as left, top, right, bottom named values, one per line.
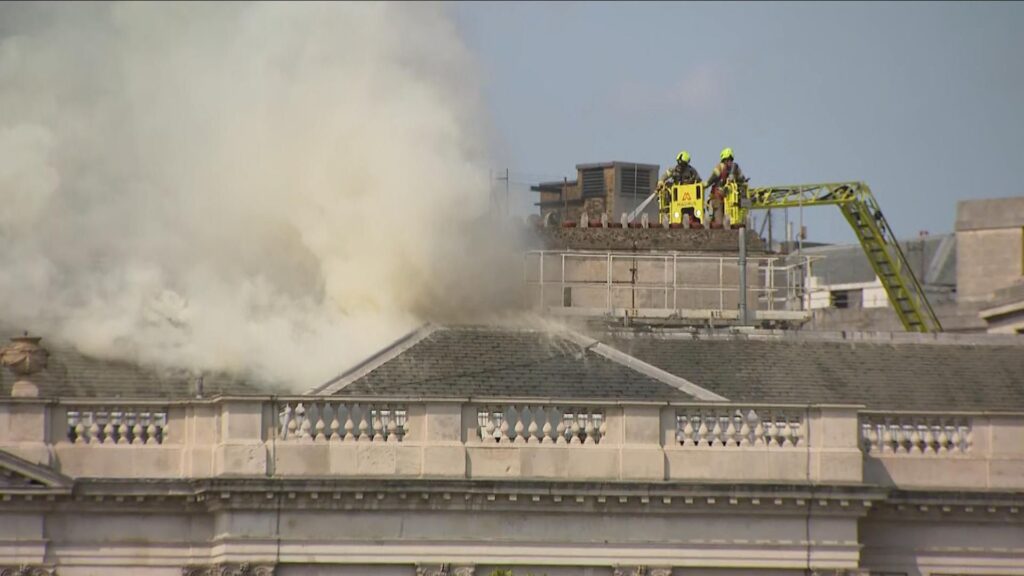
left=0, top=568, right=56, bottom=576
left=182, top=564, right=275, bottom=576
left=3, top=477, right=1022, bottom=520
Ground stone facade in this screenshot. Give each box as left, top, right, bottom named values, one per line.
left=2, top=329, right=1024, bottom=575
left=954, top=196, right=1024, bottom=304
left=2, top=393, right=1024, bottom=575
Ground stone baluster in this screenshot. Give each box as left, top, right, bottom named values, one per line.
left=583, top=413, right=596, bottom=445
left=298, top=404, right=313, bottom=441
left=495, top=409, right=508, bottom=443
left=357, top=405, right=370, bottom=442
left=598, top=413, right=608, bottom=443
left=78, top=412, right=90, bottom=444
left=909, top=422, right=922, bottom=454
left=556, top=410, right=568, bottom=444
left=527, top=407, right=541, bottom=444
left=283, top=404, right=296, bottom=440
left=386, top=409, right=399, bottom=443
left=696, top=415, right=710, bottom=447
left=682, top=416, right=695, bottom=446
left=513, top=407, right=526, bottom=444
left=313, top=404, right=326, bottom=442
left=893, top=421, right=905, bottom=453
left=103, top=411, right=116, bottom=444
left=329, top=404, right=341, bottom=442
left=372, top=407, right=384, bottom=442
left=724, top=415, right=738, bottom=447
left=765, top=417, right=779, bottom=448
left=903, top=424, right=916, bottom=454
left=922, top=424, right=937, bottom=454
left=938, top=423, right=950, bottom=453
left=343, top=406, right=355, bottom=442
left=87, top=412, right=100, bottom=445
left=131, top=413, right=144, bottom=445
left=710, top=415, right=724, bottom=447
left=752, top=412, right=765, bottom=447
left=541, top=408, right=554, bottom=444
left=117, top=411, right=131, bottom=444
left=145, top=413, right=158, bottom=445
left=739, top=411, right=752, bottom=447
left=569, top=413, right=582, bottom=445
left=947, top=423, right=961, bottom=454
left=780, top=417, right=794, bottom=448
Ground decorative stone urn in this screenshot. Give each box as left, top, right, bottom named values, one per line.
left=0, top=334, right=49, bottom=397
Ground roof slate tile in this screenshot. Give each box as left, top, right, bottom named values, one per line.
left=331, top=327, right=696, bottom=400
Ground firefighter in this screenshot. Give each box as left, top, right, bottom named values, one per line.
left=658, top=169, right=673, bottom=188
left=664, top=150, right=701, bottom=186
left=705, top=147, right=748, bottom=226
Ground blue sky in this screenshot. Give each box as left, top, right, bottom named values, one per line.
left=453, top=1, right=1024, bottom=244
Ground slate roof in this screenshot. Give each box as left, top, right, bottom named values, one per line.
left=793, top=234, right=956, bottom=288
left=605, top=331, right=1024, bottom=411
left=0, top=343, right=263, bottom=400
left=321, top=326, right=698, bottom=400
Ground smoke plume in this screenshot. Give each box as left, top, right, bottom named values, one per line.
left=0, top=2, right=522, bottom=389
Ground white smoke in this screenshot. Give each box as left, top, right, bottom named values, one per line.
left=0, top=2, right=519, bottom=389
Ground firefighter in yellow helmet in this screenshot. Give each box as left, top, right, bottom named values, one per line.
left=664, top=150, right=701, bottom=187
left=705, top=147, right=748, bottom=226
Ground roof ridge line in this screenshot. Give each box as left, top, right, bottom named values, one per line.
left=307, top=324, right=437, bottom=395
left=560, top=330, right=728, bottom=402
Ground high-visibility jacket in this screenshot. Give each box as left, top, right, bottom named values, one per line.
left=666, top=162, right=702, bottom=186
left=706, top=160, right=745, bottom=190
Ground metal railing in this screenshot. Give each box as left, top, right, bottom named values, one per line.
left=524, top=250, right=821, bottom=321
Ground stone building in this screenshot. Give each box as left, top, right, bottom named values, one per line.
left=531, top=162, right=660, bottom=225
left=2, top=326, right=1024, bottom=576
left=793, top=196, right=1024, bottom=334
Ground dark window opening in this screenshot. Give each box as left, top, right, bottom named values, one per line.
left=831, top=289, right=864, bottom=310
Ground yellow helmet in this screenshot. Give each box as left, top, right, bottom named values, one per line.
left=676, top=150, right=691, bottom=164
left=720, top=147, right=733, bottom=161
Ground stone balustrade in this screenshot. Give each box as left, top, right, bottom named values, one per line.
left=675, top=406, right=804, bottom=448
left=278, top=400, right=407, bottom=442
left=0, top=397, right=1021, bottom=490
left=860, top=413, right=972, bottom=455
left=860, top=411, right=1024, bottom=490
left=66, top=406, right=168, bottom=445
left=476, top=405, right=607, bottom=444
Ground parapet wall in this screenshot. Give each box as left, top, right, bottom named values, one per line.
left=531, top=225, right=765, bottom=253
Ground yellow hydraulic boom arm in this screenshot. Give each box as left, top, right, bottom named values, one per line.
left=745, top=182, right=943, bottom=333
